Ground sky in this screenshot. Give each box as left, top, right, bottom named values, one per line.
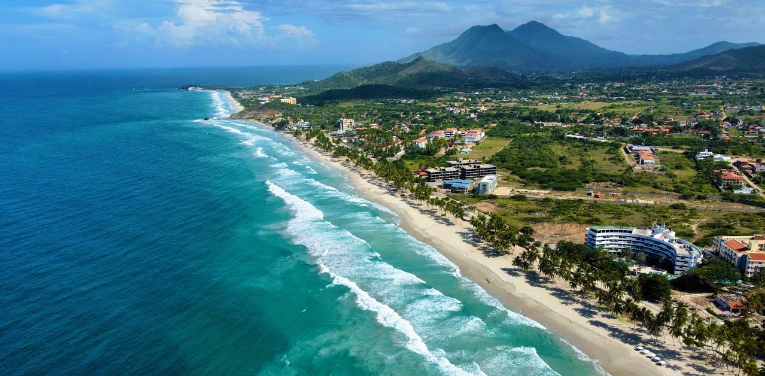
left=1, top=0, right=763, bottom=71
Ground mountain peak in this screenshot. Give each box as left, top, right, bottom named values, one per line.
left=511, top=21, right=560, bottom=37
left=514, top=21, right=554, bottom=31
left=461, top=24, right=505, bottom=37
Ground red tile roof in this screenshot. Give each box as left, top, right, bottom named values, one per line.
left=747, top=253, right=765, bottom=262
left=725, top=239, right=749, bottom=253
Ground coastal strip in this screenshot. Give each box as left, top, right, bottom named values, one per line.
left=224, top=96, right=706, bottom=376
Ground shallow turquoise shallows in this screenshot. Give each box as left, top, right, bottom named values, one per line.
left=0, top=68, right=606, bottom=376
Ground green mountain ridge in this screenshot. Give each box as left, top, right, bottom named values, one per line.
left=401, top=21, right=760, bottom=73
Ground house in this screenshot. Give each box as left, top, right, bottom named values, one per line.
left=715, top=295, right=746, bottom=314
left=444, top=128, right=460, bottom=138
left=715, top=170, right=745, bottom=187
left=412, top=137, right=428, bottom=149
left=428, top=130, right=446, bottom=139
left=695, top=149, right=715, bottom=160
left=463, top=129, right=485, bottom=142
left=733, top=187, right=758, bottom=195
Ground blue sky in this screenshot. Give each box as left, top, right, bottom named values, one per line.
left=1, top=0, right=763, bottom=70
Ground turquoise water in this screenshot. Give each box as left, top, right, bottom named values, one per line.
left=0, top=69, right=607, bottom=376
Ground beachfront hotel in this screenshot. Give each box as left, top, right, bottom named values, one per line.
left=713, top=235, right=765, bottom=278
left=585, top=225, right=703, bottom=275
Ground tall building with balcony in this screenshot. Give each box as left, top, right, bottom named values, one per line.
left=585, top=225, right=703, bottom=275
left=713, top=235, right=765, bottom=278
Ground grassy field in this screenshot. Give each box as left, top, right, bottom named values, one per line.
left=461, top=137, right=511, bottom=160
left=457, top=196, right=765, bottom=246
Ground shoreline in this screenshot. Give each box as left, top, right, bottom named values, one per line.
left=222, top=98, right=716, bottom=376
left=223, top=90, right=245, bottom=113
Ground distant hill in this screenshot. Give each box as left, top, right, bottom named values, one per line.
left=673, top=45, right=765, bottom=72
left=401, top=21, right=760, bottom=73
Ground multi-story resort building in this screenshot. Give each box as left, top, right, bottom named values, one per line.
left=336, top=118, right=355, bottom=133
left=425, top=159, right=497, bottom=182
left=713, top=235, right=765, bottom=278
left=585, top=225, right=703, bottom=275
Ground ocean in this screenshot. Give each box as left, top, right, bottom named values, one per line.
left=0, top=67, right=607, bottom=376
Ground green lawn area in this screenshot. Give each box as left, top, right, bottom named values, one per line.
left=461, top=137, right=510, bottom=161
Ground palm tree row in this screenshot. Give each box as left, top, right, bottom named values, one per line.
left=513, top=241, right=764, bottom=375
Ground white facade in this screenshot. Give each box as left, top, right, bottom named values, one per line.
left=337, top=118, right=354, bottom=133
left=585, top=225, right=703, bottom=275
left=478, top=175, right=498, bottom=195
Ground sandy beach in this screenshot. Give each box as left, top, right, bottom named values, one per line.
left=224, top=91, right=245, bottom=113
left=288, top=137, right=729, bottom=376
left=228, top=98, right=722, bottom=376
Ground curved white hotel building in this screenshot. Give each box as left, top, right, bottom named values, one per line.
left=585, top=225, right=703, bottom=275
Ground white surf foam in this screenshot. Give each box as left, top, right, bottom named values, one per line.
left=209, top=91, right=230, bottom=118
left=319, top=263, right=475, bottom=376
left=559, top=338, right=612, bottom=376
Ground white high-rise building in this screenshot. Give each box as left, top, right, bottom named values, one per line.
left=585, top=225, right=703, bottom=275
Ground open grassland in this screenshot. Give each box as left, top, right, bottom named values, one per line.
left=457, top=196, right=765, bottom=246
left=461, top=137, right=510, bottom=160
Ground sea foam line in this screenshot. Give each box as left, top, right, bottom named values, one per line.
left=267, top=180, right=476, bottom=375
left=319, top=263, right=475, bottom=376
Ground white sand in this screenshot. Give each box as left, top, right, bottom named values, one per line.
left=224, top=90, right=245, bottom=114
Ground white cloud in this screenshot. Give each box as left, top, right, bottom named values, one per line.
left=700, top=0, right=730, bottom=7
left=579, top=6, right=594, bottom=18
left=599, top=10, right=614, bottom=24
left=274, top=24, right=316, bottom=40
left=151, top=0, right=266, bottom=46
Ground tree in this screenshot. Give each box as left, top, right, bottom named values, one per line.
left=636, top=252, right=647, bottom=271
left=638, top=274, right=671, bottom=302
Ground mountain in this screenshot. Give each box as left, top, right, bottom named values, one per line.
left=400, top=24, right=555, bottom=72
left=507, top=21, right=631, bottom=68
left=306, top=56, right=524, bottom=90
left=674, top=45, right=765, bottom=72
left=402, top=21, right=760, bottom=73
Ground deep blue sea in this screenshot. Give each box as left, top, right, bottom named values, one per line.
left=0, top=67, right=607, bottom=376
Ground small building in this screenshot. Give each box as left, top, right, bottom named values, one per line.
left=279, top=97, right=297, bottom=105
left=443, top=179, right=474, bottom=194
left=337, top=118, right=355, bottom=133
left=478, top=175, right=498, bottom=195
left=715, top=295, right=747, bottom=314
left=412, top=137, right=428, bottom=149
left=696, top=149, right=715, bottom=160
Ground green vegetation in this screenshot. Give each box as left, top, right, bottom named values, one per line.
left=637, top=274, right=672, bottom=302
left=489, top=136, right=626, bottom=190
left=514, top=241, right=763, bottom=375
